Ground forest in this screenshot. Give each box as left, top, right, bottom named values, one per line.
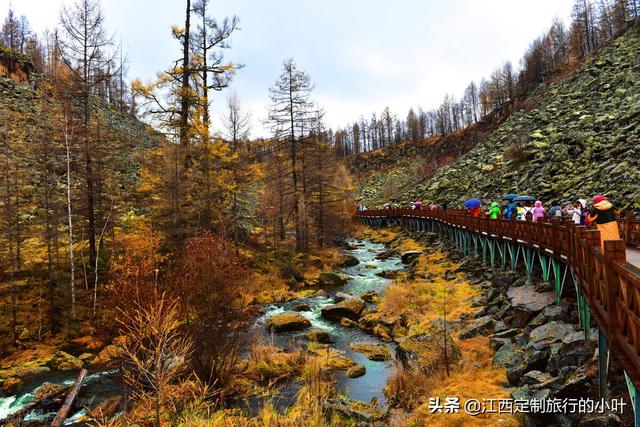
left=1, top=0, right=640, bottom=426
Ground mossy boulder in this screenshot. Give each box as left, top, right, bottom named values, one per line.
left=34, top=382, right=66, bottom=400
left=2, top=377, right=23, bottom=395
left=347, top=364, right=366, bottom=378
left=305, top=329, right=334, bottom=344
left=338, top=254, right=360, bottom=267
left=266, top=312, right=312, bottom=333
left=92, top=344, right=122, bottom=367
left=349, top=342, right=391, bottom=361
left=0, top=365, right=50, bottom=380
left=321, top=298, right=365, bottom=321
left=48, top=351, right=83, bottom=371
left=318, top=272, right=349, bottom=286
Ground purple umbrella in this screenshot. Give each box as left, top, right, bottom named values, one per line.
left=464, top=198, right=482, bottom=209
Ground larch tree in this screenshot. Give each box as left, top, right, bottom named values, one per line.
left=267, top=58, right=316, bottom=252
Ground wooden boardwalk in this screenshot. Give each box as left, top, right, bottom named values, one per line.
left=355, top=208, right=640, bottom=407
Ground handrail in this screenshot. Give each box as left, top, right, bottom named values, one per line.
left=355, top=208, right=640, bottom=387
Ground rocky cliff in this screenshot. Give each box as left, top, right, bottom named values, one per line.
left=357, top=25, right=640, bottom=210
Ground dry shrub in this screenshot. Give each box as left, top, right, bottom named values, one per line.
left=172, top=232, right=247, bottom=397
left=503, top=136, right=532, bottom=166
left=244, top=342, right=306, bottom=385
left=385, top=362, right=433, bottom=409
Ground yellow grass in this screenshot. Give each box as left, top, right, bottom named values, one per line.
left=408, top=336, right=521, bottom=427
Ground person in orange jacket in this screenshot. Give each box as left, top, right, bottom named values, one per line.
left=588, top=194, right=621, bottom=250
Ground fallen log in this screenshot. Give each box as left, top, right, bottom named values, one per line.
left=50, top=368, right=87, bottom=427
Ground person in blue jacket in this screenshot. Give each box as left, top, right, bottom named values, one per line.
left=504, top=201, right=517, bottom=219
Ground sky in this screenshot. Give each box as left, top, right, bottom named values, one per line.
left=2, top=0, right=575, bottom=137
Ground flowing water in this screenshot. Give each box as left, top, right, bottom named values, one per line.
left=252, top=238, right=403, bottom=408
left=0, top=238, right=402, bottom=423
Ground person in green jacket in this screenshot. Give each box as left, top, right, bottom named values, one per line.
left=489, top=202, right=501, bottom=219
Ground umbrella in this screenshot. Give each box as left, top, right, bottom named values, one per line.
left=414, top=201, right=423, bottom=206
left=513, top=195, right=536, bottom=203
left=502, top=193, right=519, bottom=201
left=464, top=198, right=482, bottom=209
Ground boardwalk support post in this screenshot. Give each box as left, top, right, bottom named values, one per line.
left=625, top=371, right=640, bottom=427
left=598, top=328, right=609, bottom=399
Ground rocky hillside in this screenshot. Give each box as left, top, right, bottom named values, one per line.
left=357, top=24, right=640, bottom=210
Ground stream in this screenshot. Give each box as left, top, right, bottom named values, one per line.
left=249, top=238, right=403, bottom=411
left=0, top=238, right=402, bottom=423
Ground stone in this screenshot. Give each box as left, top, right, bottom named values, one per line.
left=339, top=254, right=360, bottom=267
left=349, top=342, right=392, bottom=361
left=376, top=270, right=399, bottom=279
left=266, top=312, right=312, bottom=333
left=529, top=321, right=577, bottom=349
left=314, top=289, right=327, bottom=297
left=365, top=264, right=377, bottom=269
left=292, top=303, right=311, bottom=312
left=334, top=291, right=355, bottom=302
left=493, top=321, right=508, bottom=333
left=521, top=370, right=554, bottom=386
left=506, top=349, right=550, bottom=385
left=361, top=291, right=380, bottom=303
left=2, top=377, right=23, bottom=395
left=341, top=317, right=358, bottom=327
left=330, top=397, right=387, bottom=422
left=321, top=298, right=366, bottom=321
left=48, top=350, right=83, bottom=371
left=375, top=249, right=399, bottom=260
left=0, top=365, right=50, bottom=380
left=507, top=285, right=555, bottom=313
left=459, top=315, right=495, bottom=339
left=347, top=364, right=366, bottom=378
left=92, top=344, right=121, bottom=367
left=529, top=305, right=565, bottom=328
left=401, top=250, right=422, bottom=264
left=318, top=272, right=348, bottom=286
left=490, top=337, right=512, bottom=350
left=34, top=382, right=66, bottom=400
left=493, top=342, right=524, bottom=370
left=305, top=329, right=334, bottom=344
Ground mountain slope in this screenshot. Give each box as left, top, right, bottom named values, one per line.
left=358, top=24, right=640, bottom=209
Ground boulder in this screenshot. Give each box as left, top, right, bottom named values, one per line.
left=334, top=291, right=355, bottom=302
left=321, top=298, right=366, bottom=321
left=529, top=305, right=566, bottom=328
left=34, top=382, right=66, bottom=400
left=314, top=289, right=328, bottom=297
left=48, top=351, right=83, bottom=371
left=330, top=397, right=387, bottom=422
left=361, top=290, right=380, bottom=303
left=266, top=312, right=312, bottom=333
left=0, top=365, right=50, bottom=380
left=349, top=342, right=391, bottom=361
left=341, top=318, right=358, bottom=327
left=92, top=344, right=121, bottom=367
left=493, top=342, right=524, bottom=370
left=2, top=377, right=22, bottom=395
left=529, top=321, right=577, bottom=350
left=507, top=285, right=555, bottom=313
left=318, top=272, right=348, bottom=286
left=347, top=364, right=366, bottom=378
left=458, top=316, right=495, bottom=339
left=292, top=303, right=311, bottom=312
left=376, top=270, right=399, bottom=279
left=375, top=249, right=399, bottom=260
left=339, top=254, right=360, bottom=267
left=398, top=324, right=461, bottom=373
left=305, top=329, right=334, bottom=344
left=401, top=250, right=422, bottom=264
left=507, top=349, right=550, bottom=385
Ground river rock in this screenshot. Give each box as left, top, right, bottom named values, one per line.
left=34, top=382, right=66, bottom=400
left=401, top=250, right=422, bottom=264
left=493, top=342, right=524, bottom=370
left=347, top=364, right=366, bottom=378
left=292, top=303, right=311, bottom=312
left=2, top=377, right=23, bottom=395
left=48, top=350, right=83, bottom=371
left=507, top=285, right=555, bottom=313
left=314, top=289, right=327, bottom=297
left=376, top=270, right=399, bottom=279
left=361, top=290, right=380, bottom=303
left=398, top=325, right=461, bottom=373
left=334, top=291, right=355, bottom=302
left=330, top=397, right=387, bottom=422
left=306, top=329, right=334, bottom=344
left=318, top=272, right=348, bottom=286
left=0, top=365, right=50, bottom=379
left=266, top=312, right=312, bottom=332
left=339, top=254, right=360, bottom=267
left=375, top=248, right=399, bottom=260
left=340, top=317, right=358, bottom=327
left=458, top=315, right=495, bottom=339
left=349, top=342, right=391, bottom=361
left=92, top=344, right=121, bottom=367
left=321, top=298, right=366, bottom=321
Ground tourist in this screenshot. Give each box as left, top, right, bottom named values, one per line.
left=548, top=201, right=562, bottom=218
left=489, top=202, right=500, bottom=219
left=572, top=199, right=588, bottom=225
left=533, top=200, right=546, bottom=221
left=588, top=194, right=621, bottom=250
left=522, top=201, right=535, bottom=221
left=516, top=203, right=525, bottom=221
left=468, top=206, right=481, bottom=217
left=564, top=202, right=575, bottom=219
left=504, top=200, right=517, bottom=219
